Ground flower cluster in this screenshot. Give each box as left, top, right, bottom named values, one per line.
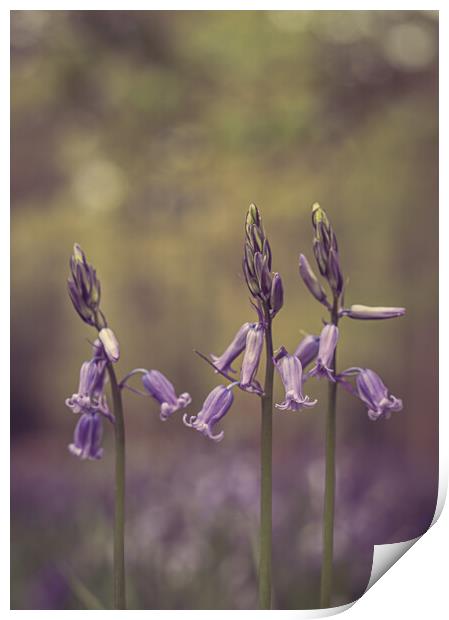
left=185, top=204, right=285, bottom=442
left=291, top=203, right=406, bottom=420
left=66, top=244, right=192, bottom=460
left=243, top=203, right=284, bottom=318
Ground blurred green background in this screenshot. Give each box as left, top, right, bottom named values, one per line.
left=11, top=10, right=438, bottom=610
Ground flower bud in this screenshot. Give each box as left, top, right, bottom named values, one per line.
left=99, top=327, right=120, bottom=362
left=299, top=254, right=329, bottom=307
left=294, top=334, right=320, bottom=368
left=67, top=243, right=102, bottom=326
left=270, top=273, right=284, bottom=317
left=342, top=305, right=406, bottom=320
left=246, top=202, right=261, bottom=229
left=311, top=203, right=343, bottom=298
left=327, top=247, right=344, bottom=297
left=243, top=204, right=276, bottom=308
left=254, top=252, right=272, bottom=298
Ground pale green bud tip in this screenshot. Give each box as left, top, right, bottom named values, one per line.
left=246, top=203, right=261, bottom=227
left=99, top=327, right=120, bottom=362
left=72, top=243, right=86, bottom=264
left=311, top=202, right=328, bottom=227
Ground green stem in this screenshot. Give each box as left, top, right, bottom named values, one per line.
left=320, top=302, right=339, bottom=609
left=259, top=317, right=274, bottom=609
left=107, top=364, right=127, bottom=610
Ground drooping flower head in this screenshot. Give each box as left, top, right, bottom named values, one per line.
left=294, top=334, right=320, bottom=369
left=273, top=347, right=317, bottom=412
left=65, top=341, right=112, bottom=420
left=309, top=324, right=339, bottom=381
left=67, top=244, right=104, bottom=327
left=354, top=368, right=403, bottom=420
left=183, top=384, right=235, bottom=442
left=243, top=204, right=284, bottom=317
left=311, top=203, right=343, bottom=299
left=240, top=322, right=265, bottom=394
left=141, top=370, right=192, bottom=421
left=210, top=322, right=252, bottom=374
left=66, top=341, right=114, bottom=460
left=69, top=411, right=104, bottom=460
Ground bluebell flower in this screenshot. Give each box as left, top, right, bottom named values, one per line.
left=210, top=322, right=252, bottom=374
left=142, top=370, right=192, bottom=421
left=355, top=368, right=402, bottom=420
left=309, top=324, right=339, bottom=381
left=294, top=334, right=320, bottom=368
left=273, top=347, right=317, bottom=412
left=65, top=345, right=111, bottom=421
left=69, top=412, right=104, bottom=460
left=183, top=384, right=235, bottom=442
left=66, top=343, right=113, bottom=460
left=240, top=322, right=264, bottom=393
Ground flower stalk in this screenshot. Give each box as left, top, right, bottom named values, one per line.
left=107, top=362, right=126, bottom=610
left=259, top=314, right=274, bottom=609
left=299, top=202, right=405, bottom=608
left=320, top=298, right=338, bottom=609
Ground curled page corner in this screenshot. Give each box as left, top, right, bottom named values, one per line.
left=299, top=472, right=446, bottom=618
left=365, top=536, right=420, bottom=591
left=285, top=601, right=355, bottom=618
left=364, top=469, right=447, bottom=595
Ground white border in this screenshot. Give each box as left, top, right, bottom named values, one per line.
left=5, top=3, right=445, bottom=617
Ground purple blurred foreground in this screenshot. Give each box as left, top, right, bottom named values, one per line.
left=11, top=427, right=436, bottom=610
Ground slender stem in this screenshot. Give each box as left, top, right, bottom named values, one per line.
left=107, top=364, right=127, bottom=610
left=320, top=302, right=339, bottom=609
left=259, top=317, right=274, bottom=609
